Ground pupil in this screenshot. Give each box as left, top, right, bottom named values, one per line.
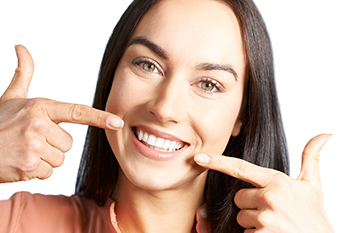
left=143, top=63, right=154, bottom=71
left=202, top=82, right=213, bottom=91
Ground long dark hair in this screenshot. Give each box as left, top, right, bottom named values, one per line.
left=75, top=0, right=289, bottom=232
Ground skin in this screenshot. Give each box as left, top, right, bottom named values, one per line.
left=195, top=134, right=334, bottom=233
left=0, top=1, right=334, bottom=233
left=105, top=0, right=244, bottom=232
left=0, top=45, right=124, bottom=183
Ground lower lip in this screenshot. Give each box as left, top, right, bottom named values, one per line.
left=131, top=130, right=188, bottom=161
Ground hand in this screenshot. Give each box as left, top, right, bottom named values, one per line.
left=0, top=45, right=124, bottom=183
left=194, top=134, right=334, bottom=233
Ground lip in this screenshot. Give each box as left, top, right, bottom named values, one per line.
left=131, top=125, right=190, bottom=161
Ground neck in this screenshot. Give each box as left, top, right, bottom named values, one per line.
left=113, top=170, right=207, bottom=233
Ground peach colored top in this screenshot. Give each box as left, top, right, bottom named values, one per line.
left=0, top=192, right=209, bottom=233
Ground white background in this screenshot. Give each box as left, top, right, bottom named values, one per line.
left=0, top=0, right=349, bottom=231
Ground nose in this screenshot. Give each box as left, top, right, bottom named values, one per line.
left=145, top=78, right=187, bottom=124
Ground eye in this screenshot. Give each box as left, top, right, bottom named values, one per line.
left=132, top=57, right=162, bottom=75
left=201, top=80, right=215, bottom=92
left=198, top=78, right=223, bottom=94
left=142, top=62, right=156, bottom=72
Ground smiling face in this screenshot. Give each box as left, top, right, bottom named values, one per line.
left=105, top=0, right=246, bottom=191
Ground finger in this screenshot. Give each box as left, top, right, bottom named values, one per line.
left=297, top=134, right=331, bottom=184
left=1, top=45, right=34, bottom=101
left=237, top=209, right=259, bottom=229
left=40, top=146, right=65, bottom=168
left=194, top=153, right=278, bottom=188
left=234, top=188, right=260, bottom=209
left=36, top=99, right=124, bottom=130
left=243, top=229, right=257, bottom=233
left=45, top=122, right=73, bottom=153
left=35, top=160, right=54, bottom=180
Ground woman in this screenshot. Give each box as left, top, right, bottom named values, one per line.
left=0, top=0, right=334, bottom=232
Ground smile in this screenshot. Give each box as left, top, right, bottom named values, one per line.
left=135, top=128, right=186, bottom=152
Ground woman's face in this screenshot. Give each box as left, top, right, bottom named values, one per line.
left=105, top=0, right=246, bottom=191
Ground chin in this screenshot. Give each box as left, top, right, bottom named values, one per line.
left=117, top=155, right=207, bottom=193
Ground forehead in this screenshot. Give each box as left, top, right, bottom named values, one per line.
left=130, top=0, right=245, bottom=71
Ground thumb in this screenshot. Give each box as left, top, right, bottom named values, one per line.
left=298, top=134, right=331, bottom=185
left=1, top=45, right=34, bottom=101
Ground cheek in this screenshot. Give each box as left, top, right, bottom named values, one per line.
left=194, top=97, right=242, bottom=155
left=105, top=69, right=142, bottom=116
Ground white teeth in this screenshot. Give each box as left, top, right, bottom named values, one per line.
left=136, top=129, right=185, bottom=152
left=168, top=141, right=177, bottom=151
left=148, top=134, right=156, bottom=146
left=175, top=142, right=182, bottom=150
left=163, top=139, right=170, bottom=149
left=142, top=132, right=149, bottom=142
left=155, top=138, right=165, bottom=148
left=138, top=130, right=144, bottom=141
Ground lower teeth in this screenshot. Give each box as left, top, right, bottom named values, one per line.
left=147, top=143, right=180, bottom=152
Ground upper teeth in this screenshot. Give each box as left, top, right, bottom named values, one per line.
left=136, top=129, right=185, bottom=152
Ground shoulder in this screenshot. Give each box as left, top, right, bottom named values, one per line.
left=0, top=192, right=116, bottom=233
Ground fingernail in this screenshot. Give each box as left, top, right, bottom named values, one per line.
left=107, top=116, right=124, bottom=129
left=195, top=154, right=210, bottom=164
left=324, top=134, right=332, bottom=146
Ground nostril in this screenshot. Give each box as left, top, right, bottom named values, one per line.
left=144, top=90, right=184, bottom=124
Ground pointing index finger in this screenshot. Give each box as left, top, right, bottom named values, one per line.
left=194, top=153, right=279, bottom=188
left=43, top=99, right=124, bottom=129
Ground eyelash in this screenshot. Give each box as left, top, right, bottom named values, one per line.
left=132, top=57, right=224, bottom=95
left=197, top=77, right=224, bottom=94
left=132, top=57, right=163, bottom=75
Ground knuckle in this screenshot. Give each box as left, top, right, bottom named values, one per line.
left=27, top=138, right=44, bottom=153
left=233, top=160, right=248, bottom=178
left=20, top=99, right=50, bottom=135
left=20, top=154, right=41, bottom=173
left=23, top=117, right=47, bottom=134
left=94, top=111, right=106, bottom=126
left=260, top=190, right=276, bottom=209
left=303, top=150, right=320, bottom=163
left=14, top=67, right=21, bottom=74
left=17, top=139, right=44, bottom=173
left=256, top=211, right=271, bottom=227
left=24, top=98, right=46, bottom=112
left=272, top=172, right=288, bottom=187
left=70, top=105, right=85, bottom=122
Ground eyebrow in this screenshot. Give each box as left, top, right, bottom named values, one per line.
left=127, top=36, right=168, bottom=59
left=196, top=63, right=238, bottom=81
left=128, top=36, right=238, bottom=80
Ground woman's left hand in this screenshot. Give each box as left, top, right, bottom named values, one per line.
left=194, top=134, right=334, bottom=233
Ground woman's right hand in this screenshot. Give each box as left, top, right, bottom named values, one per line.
left=0, top=45, right=123, bottom=183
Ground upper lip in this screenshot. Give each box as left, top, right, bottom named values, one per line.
left=133, top=125, right=189, bottom=145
